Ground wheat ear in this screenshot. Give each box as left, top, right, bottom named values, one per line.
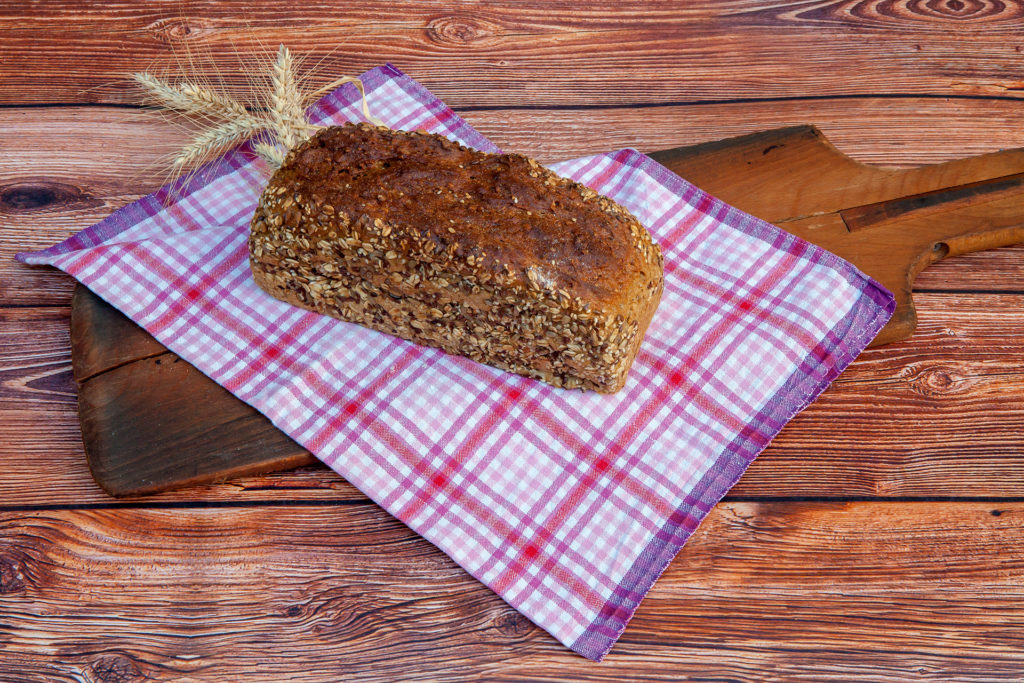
left=173, top=118, right=267, bottom=172
left=132, top=45, right=384, bottom=178
left=268, top=45, right=312, bottom=150
left=253, top=142, right=287, bottom=167
left=132, top=72, right=254, bottom=123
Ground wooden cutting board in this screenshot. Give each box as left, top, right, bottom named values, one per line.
left=72, top=125, right=1024, bottom=497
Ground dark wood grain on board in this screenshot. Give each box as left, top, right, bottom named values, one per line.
left=77, top=352, right=316, bottom=497
left=67, top=288, right=317, bottom=497
left=0, top=502, right=1022, bottom=681
left=1, top=1, right=1023, bottom=107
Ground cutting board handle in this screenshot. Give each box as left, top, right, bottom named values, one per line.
left=945, top=223, right=1024, bottom=258
left=650, top=125, right=1024, bottom=346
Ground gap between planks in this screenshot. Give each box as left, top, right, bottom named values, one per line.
left=3, top=91, right=1024, bottom=112
left=1, top=496, right=1024, bottom=514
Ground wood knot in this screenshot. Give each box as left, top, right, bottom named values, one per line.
left=914, top=0, right=1018, bottom=21
left=145, top=16, right=214, bottom=44
left=493, top=609, right=534, bottom=638
left=900, top=363, right=964, bottom=398
left=90, top=654, right=145, bottom=683
left=760, top=0, right=1020, bottom=25
left=0, top=555, right=25, bottom=594
left=24, top=366, right=77, bottom=404
left=0, top=181, right=98, bottom=214
left=426, top=15, right=499, bottom=46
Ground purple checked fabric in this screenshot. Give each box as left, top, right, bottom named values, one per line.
left=18, top=64, right=894, bottom=660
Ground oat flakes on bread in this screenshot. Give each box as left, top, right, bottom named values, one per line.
left=249, top=123, right=663, bottom=393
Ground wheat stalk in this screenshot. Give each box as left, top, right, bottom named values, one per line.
left=131, top=44, right=382, bottom=177
left=135, top=70, right=270, bottom=175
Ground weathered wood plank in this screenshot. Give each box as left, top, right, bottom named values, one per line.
left=754, top=294, right=1024, bottom=496
left=1, top=291, right=1022, bottom=504
left=1, top=1, right=1022, bottom=106
left=4, top=101, right=1024, bottom=307
left=0, top=501, right=1021, bottom=680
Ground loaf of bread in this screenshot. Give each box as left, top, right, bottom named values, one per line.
left=249, top=123, right=663, bottom=393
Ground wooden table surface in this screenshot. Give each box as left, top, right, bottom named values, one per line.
left=2, top=2, right=1024, bottom=680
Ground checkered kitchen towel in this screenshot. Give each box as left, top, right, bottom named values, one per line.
left=18, top=64, right=894, bottom=660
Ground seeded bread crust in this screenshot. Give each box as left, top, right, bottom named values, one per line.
left=249, top=123, right=663, bottom=392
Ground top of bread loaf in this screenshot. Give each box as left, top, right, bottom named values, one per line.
left=260, top=123, right=662, bottom=320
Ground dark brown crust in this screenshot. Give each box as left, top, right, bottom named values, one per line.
left=249, top=123, right=663, bottom=392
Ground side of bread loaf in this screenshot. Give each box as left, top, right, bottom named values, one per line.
left=249, top=123, right=663, bottom=392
